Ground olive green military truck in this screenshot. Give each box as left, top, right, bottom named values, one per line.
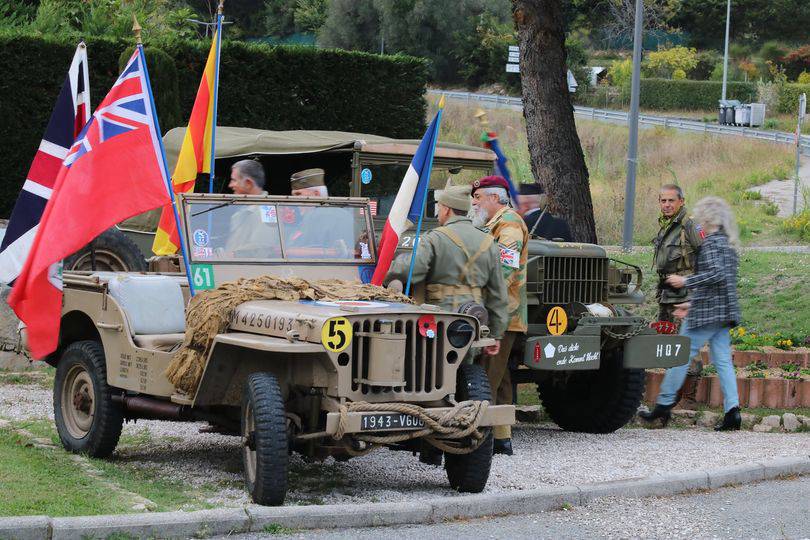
left=89, top=126, right=689, bottom=437
left=44, top=193, right=515, bottom=506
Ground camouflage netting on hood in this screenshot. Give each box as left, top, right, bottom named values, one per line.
left=165, top=276, right=412, bottom=394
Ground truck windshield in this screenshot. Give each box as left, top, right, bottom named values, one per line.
left=185, top=201, right=375, bottom=262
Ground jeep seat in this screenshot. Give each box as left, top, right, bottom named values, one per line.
left=107, top=275, right=187, bottom=351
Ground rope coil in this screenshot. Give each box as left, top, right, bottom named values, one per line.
left=333, top=400, right=490, bottom=455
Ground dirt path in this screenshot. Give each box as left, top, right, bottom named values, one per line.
left=748, top=156, right=809, bottom=217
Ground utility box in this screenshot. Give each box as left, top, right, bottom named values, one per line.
left=748, top=103, right=766, bottom=127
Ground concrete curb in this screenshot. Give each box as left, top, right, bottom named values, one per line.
left=1, top=456, right=807, bottom=539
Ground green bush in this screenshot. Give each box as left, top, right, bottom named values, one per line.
left=0, top=30, right=428, bottom=217
left=690, top=50, right=720, bottom=80
left=639, top=78, right=756, bottom=110
left=776, top=83, right=810, bottom=114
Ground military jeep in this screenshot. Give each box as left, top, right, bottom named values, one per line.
left=47, top=193, right=515, bottom=506
left=110, top=126, right=689, bottom=435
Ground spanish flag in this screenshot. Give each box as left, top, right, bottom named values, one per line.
left=151, top=30, right=220, bottom=255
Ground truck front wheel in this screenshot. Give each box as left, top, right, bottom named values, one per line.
left=444, top=364, right=494, bottom=493
left=54, top=340, right=123, bottom=457
left=242, top=372, right=289, bottom=506
left=537, top=350, right=644, bottom=433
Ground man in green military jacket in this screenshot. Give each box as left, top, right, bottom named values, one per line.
left=653, top=183, right=703, bottom=406
left=385, top=183, right=508, bottom=345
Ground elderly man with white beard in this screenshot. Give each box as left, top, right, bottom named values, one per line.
left=469, top=175, right=528, bottom=456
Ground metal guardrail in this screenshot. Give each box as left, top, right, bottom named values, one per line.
left=429, top=89, right=810, bottom=155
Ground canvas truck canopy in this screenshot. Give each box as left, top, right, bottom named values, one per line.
left=161, top=126, right=496, bottom=172
left=120, top=127, right=495, bottom=236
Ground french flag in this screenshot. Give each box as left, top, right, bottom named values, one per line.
left=371, top=100, right=444, bottom=286
left=0, top=43, right=90, bottom=284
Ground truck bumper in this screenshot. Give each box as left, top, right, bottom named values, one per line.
left=324, top=404, right=515, bottom=436
left=524, top=333, right=691, bottom=370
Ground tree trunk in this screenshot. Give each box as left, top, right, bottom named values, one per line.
left=513, top=0, right=597, bottom=243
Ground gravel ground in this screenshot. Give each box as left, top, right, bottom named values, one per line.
left=1, top=383, right=808, bottom=508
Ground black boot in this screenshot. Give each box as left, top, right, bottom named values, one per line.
left=493, top=438, right=513, bottom=456
left=638, top=403, right=673, bottom=427
left=714, top=407, right=741, bottom=431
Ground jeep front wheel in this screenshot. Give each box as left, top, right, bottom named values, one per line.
left=444, top=364, right=494, bottom=493
left=537, top=349, right=645, bottom=434
left=242, top=372, right=289, bottom=506
left=54, top=340, right=123, bottom=457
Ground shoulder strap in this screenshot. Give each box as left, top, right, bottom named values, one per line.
left=434, top=226, right=493, bottom=287
left=434, top=226, right=470, bottom=258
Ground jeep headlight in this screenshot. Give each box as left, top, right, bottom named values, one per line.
left=447, top=319, right=474, bottom=348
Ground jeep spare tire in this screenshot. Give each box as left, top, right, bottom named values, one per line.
left=64, top=228, right=147, bottom=272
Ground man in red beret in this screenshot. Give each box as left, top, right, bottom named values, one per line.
left=470, top=175, right=528, bottom=456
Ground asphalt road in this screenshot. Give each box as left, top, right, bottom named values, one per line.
left=228, top=477, right=810, bottom=539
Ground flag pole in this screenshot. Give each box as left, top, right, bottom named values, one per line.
left=208, top=0, right=224, bottom=193
left=134, top=17, right=197, bottom=296
left=404, top=96, right=445, bottom=296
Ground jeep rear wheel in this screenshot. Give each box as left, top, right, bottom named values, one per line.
left=537, top=350, right=644, bottom=434
left=444, top=364, right=494, bottom=493
left=242, top=372, right=289, bottom=506
left=64, top=228, right=147, bottom=272
left=54, top=340, right=123, bottom=457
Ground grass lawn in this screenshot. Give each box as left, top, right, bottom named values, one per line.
left=433, top=100, right=795, bottom=246
left=611, top=250, right=810, bottom=338
left=0, top=429, right=134, bottom=517
left=0, top=420, right=217, bottom=516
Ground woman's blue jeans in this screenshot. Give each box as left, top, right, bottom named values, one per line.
left=657, top=322, right=739, bottom=413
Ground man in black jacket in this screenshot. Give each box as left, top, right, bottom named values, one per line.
left=518, top=183, right=572, bottom=241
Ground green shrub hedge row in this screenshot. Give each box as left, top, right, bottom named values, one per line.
left=639, top=78, right=757, bottom=110
left=777, top=84, right=810, bottom=115
left=0, top=31, right=428, bottom=217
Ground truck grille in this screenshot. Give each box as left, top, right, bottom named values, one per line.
left=350, top=318, right=446, bottom=395
left=542, top=257, right=608, bottom=305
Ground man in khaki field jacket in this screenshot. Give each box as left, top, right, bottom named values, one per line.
left=385, top=183, right=508, bottom=342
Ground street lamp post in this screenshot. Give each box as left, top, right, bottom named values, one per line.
left=721, top=0, right=731, bottom=101
left=621, top=0, right=644, bottom=252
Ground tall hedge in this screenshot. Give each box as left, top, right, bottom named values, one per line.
left=777, top=83, right=810, bottom=115
left=639, top=78, right=756, bottom=110
left=0, top=31, right=428, bottom=217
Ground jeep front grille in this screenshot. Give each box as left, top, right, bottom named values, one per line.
left=350, top=318, right=446, bottom=395
left=542, top=257, right=608, bottom=304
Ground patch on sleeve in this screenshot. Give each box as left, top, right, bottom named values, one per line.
left=499, top=244, right=520, bottom=268
left=696, top=223, right=706, bottom=239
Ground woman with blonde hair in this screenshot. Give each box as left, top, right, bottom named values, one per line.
left=640, top=196, right=742, bottom=430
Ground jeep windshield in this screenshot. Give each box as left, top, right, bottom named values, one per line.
left=183, top=198, right=375, bottom=263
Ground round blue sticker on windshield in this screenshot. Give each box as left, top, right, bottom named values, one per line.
left=361, top=168, right=373, bottom=184
left=193, top=229, right=209, bottom=247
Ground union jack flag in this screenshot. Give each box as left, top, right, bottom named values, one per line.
left=64, top=51, right=159, bottom=170
left=0, top=43, right=89, bottom=284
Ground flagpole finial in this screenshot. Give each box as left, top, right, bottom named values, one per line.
left=437, top=94, right=446, bottom=109
left=217, top=0, right=225, bottom=15
left=474, top=108, right=489, bottom=126
left=132, top=15, right=143, bottom=44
